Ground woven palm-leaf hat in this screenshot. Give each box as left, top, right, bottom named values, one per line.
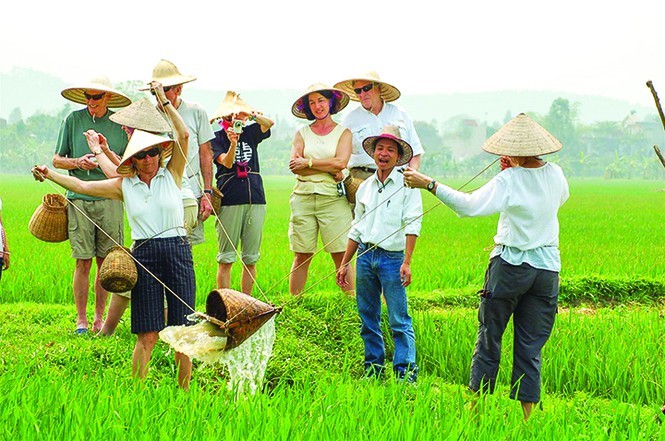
left=291, top=83, right=350, bottom=119
left=362, top=125, right=413, bottom=166
left=116, top=130, right=173, bottom=175
left=334, top=70, right=400, bottom=103
left=482, top=113, right=562, bottom=157
left=61, top=77, right=131, bottom=108
left=211, top=91, right=257, bottom=122
left=109, top=98, right=172, bottom=133
left=139, top=59, right=197, bottom=90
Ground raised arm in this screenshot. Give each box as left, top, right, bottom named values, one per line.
left=152, top=82, right=189, bottom=187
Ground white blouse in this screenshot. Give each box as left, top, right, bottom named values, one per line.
left=435, top=163, right=569, bottom=271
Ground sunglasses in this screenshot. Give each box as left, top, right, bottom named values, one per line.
left=353, top=84, right=374, bottom=95
left=83, top=92, right=106, bottom=101
left=134, top=147, right=161, bottom=160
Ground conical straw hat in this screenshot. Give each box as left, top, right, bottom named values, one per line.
left=109, top=98, right=172, bottom=133
left=482, top=113, right=563, bottom=157
left=205, top=288, right=281, bottom=350
left=61, top=76, right=131, bottom=108
left=334, top=70, right=401, bottom=103
left=116, top=130, right=173, bottom=175
left=139, top=59, right=196, bottom=90
left=210, top=91, right=256, bottom=122
left=291, top=83, right=350, bottom=119
left=362, top=125, right=413, bottom=166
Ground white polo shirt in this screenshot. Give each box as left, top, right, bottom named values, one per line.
left=349, top=168, right=422, bottom=251
left=342, top=101, right=424, bottom=169
left=122, top=167, right=186, bottom=240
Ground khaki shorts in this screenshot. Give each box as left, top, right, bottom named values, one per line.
left=215, top=205, right=266, bottom=264
left=289, top=193, right=352, bottom=254
left=68, top=199, right=124, bottom=259
left=183, top=197, right=205, bottom=245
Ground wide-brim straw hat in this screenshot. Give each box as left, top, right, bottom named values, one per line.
left=334, top=71, right=401, bottom=103
left=362, top=125, right=413, bottom=166
left=139, top=59, right=196, bottom=90
left=109, top=98, right=172, bottom=133
left=291, top=83, right=350, bottom=119
left=116, top=130, right=174, bottom=175
left=61, top=77, right=131, bottom=108
left=210, top=91, right=256, bottom=122
left=482, top=113, right=563, bottom=157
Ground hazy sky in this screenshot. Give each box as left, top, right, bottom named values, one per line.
left=2, top=0, right=664, bottom=106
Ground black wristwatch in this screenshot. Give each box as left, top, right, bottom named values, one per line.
left=427, top=180, right=437, bottom=192
left=203, top=189, right=213, bottom=195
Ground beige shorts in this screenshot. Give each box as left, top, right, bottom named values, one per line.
left=215, top=205, right=266, bottom=264
left=183, top=197, right=205, bottom=245
left=68, top=199, right=124, bottom=259
left=289, top=193, right=352, bottom=254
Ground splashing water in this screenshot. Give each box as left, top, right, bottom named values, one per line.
left=159, top=316, right=276, bottom=395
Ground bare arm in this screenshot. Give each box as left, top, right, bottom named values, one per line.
left=253, top=113, right=274, bottom=133
left=152, top=83, right=189, bottom=187
left=289, top=127, right=352, bottom=175
left=32, top=165, right=123, bottom=201
left=83, top=131, right=121, bottom=178
left=336, top=239, right=359, bottom=288
left=400, top=234, right=417, bottom=287
left=199, top=141, right=213, bottom=220
left=53, top=152, right=98, bottom=172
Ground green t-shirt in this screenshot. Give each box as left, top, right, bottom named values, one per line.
left=55, top=108, right=128, bottom=200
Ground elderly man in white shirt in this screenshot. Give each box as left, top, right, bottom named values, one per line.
left=337, top=125, right=422, bottom=383
left=334, top=71, right=424, bottom=182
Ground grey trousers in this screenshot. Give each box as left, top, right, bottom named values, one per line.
left=469, top=257, right=559, bottom=403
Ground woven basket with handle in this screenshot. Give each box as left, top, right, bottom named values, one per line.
left=99, top=246, right=138, bottom=293
left=28, top=194, right=68, bottom=242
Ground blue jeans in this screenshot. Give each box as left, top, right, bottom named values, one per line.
left=356, top=243, right=417, bottom=373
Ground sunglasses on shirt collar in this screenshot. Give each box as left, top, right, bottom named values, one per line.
left=134, top=147, right=161, bottom=160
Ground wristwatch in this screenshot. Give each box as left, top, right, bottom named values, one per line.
left=427, top=180, right=437, bottom=192
left=203, top=189, right=213, bottom=195
left=93, top=149, right=103, bottom=156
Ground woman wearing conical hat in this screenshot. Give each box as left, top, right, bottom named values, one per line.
left=34, top=82, right=196, bottom=390
left=210, top=91, right=274, bottom=295
left=82, top=97, right=174, bottom=336
left=404, top=113, right=569, bottom=421
left=288, top=83, right=354, bottom=296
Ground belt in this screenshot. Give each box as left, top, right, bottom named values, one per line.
left=352, top=166, right=376, bottom=173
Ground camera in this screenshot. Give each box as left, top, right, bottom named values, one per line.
left=232, top=119, right=244, bottom=134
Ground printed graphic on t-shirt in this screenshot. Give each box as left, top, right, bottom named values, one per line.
left=235, top=141, right=253, bottom=163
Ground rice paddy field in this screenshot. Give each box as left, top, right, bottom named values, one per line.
left=1, top=174, right=664, bottom=439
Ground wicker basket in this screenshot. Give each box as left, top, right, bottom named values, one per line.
left=205, top=288, right=281, bottom=350
left=99, top=246, right=138, bottom=293
left=343, top=175, right=363, bottom=205
left=210, top=187, right=223, bottom=214
left=28, top=194, right=68, bottom=242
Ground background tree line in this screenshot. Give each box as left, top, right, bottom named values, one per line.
left=1, top=96, right=663, bottom=179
